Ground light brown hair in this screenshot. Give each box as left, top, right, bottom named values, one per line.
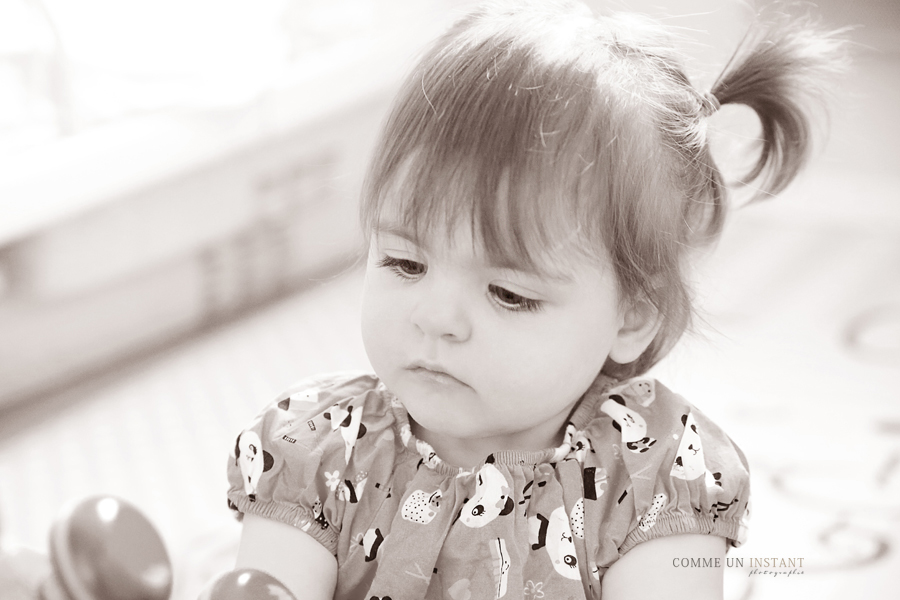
left=360, top=0, right=847, bottom=378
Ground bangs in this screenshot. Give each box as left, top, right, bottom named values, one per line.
left=361, top=27, right=641, bottom=274
left=358, top=0, right=727, bottom=377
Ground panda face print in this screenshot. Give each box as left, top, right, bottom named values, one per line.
left=460, top=464, right=514, bottom=528
left=670, top=413, right=706, bottom=481
left=235, top=431, right=274, bottom=500
left=600, top=395, right=657, bottom=453
left=529, top=506, right=581, bottom=581
left=553, top=527, right=578, bottom=578
left=608, top=379, right=657, bottom=407
left=631, top=380, right=656, bottom=406
left=570, top=429, right=593, bottom=463
left=323, top=402, right=367, bottom=465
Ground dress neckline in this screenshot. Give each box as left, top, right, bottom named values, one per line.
left=380, top=374, right=617, bottom=476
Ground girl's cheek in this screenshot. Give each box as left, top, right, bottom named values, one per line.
left=361, top=271, right=402, bottom=335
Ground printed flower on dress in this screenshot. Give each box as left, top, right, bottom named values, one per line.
left=524, top=580, right=544, bottom=599
left=324, top=470, right=342, bottom=491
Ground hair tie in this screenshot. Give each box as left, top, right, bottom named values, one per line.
left=700, top=91, right=721, bottom=118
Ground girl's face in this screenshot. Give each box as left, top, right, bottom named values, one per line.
left=360, top=218, right=629, bottom=467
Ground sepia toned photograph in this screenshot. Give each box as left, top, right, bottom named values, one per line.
left=0, top=1, right=897, bottom=598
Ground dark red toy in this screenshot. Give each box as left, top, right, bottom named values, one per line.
left=199, top=568, right=298, bottom=600
left=41, top=495, right=174, bottom=600
left=0, top=495, right=296, bottom=599
left=0, top=495, right=173, bottom=599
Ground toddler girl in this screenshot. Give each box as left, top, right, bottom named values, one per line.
left=226, top=1, right=846, bottom=598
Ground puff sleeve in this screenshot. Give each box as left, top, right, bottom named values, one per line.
left=226, top=372, right=396, bottom=555
left=584, top=378, right=750, bottom=558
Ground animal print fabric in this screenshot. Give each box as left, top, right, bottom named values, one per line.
left=226, top=372, right=750, bottom=600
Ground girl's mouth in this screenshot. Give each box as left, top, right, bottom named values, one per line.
left=407, top=362, right=468, bottom=387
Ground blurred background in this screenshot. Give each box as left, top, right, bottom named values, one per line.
left=0, top=0, right=897, bottom=598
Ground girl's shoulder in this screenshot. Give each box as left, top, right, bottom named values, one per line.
left=253, top=371, right=398, bottom=432
left=236, top=371, right=404, bottom=466
left=276, top=370, right=390, bottom=411
left=574, top=377, right=751, bottom=551
left=575, top=376, right=748, bottom=468
left=226, top=371, right=406, bottom=553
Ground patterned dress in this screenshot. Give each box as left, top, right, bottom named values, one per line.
left=226, top=372, right=750, bottom=600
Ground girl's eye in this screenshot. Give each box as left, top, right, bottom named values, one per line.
left=488, top=284, right=543, bottom=312
left=377, top=255, right=426, bottom=279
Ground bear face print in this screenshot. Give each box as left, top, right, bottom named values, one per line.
left=235, top=431, right=274, bottom=501
left=402, top=489, right=442, bottom=524
left=529, top=506, right=580, bottom=580
left=460, top=463, right=514, bottom=528
left=670, top=413, right=706, bottom=481
left=600, top=395, right=657, bottom=454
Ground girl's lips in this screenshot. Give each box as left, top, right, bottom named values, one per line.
left=407, top=363, right=469, bottom=387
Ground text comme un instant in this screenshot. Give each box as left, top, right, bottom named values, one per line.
left=673, top=558, right=804, bottom=568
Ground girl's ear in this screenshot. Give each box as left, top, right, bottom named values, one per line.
left=608, top=299, right=662, bottom=365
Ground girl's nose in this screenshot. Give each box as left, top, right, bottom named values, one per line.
left=409, top=280, right=472, bottom=342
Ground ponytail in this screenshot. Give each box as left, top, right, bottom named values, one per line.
left=708, top=12, right=849, bottom=199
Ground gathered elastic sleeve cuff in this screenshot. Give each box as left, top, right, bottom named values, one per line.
left=226, top=491, right=339, bottom=553
left=618, top=389, right=750, bottom=554
left=225, top=372, right=390, bottom=556
left=583, top=378, right=751, bottom=558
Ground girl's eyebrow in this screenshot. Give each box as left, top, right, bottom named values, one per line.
left=490, top=258, right=574, bottom=284
left=374, top=222, right=425, bottom=248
